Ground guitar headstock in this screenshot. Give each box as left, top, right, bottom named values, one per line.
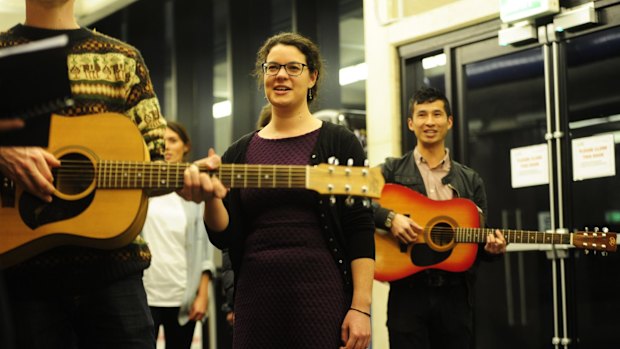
left=572, top=228, right=617, bottom=253
left=307, top=164, right=384, bottom=199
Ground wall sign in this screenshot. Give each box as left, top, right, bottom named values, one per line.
left=510, top=143, right=549, bottom=188
left=572, top=133, right=616, bottom=181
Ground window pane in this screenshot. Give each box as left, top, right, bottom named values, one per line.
left=464, top=47, right=548, bottom=232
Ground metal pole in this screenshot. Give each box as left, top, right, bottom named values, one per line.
left=551, top=38, right=571, bottom=349
left=541, top=25, right=560, bottom=349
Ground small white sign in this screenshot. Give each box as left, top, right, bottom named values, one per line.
left=572, top=134, right=616, bottom=181
left=510, top=144, right=549, bottom=188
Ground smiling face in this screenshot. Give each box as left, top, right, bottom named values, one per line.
left=408, top=99, right=453, bottom=148
left=264, top=44, right=317, bottom=111
left=164, top=127, right=188, bottom=163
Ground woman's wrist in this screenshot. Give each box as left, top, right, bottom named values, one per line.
left=349, top=307, right=371, bottom=317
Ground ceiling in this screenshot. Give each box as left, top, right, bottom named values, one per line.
left=1, top=0, right=367, bottom=108
left=0, top=0, right=138, bottom=30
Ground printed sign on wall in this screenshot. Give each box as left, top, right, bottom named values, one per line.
left=510, top=143, right=549, bottom=188
left=572, top=133, right=616, bottom=181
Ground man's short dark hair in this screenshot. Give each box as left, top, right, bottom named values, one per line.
left=408, top=86, right=452, bottom=118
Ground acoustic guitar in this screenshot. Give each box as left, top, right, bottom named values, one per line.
left=0, top=113, right=385, bottom=268
left=374, top=183, right=617, bottom=282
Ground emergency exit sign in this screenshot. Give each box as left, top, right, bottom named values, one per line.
left=500, top=0, right=559, bottom=23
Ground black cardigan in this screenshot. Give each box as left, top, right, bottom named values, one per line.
left=206, top=121, right=375, bottom=294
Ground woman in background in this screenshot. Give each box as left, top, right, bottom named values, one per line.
left=142, top=121, right=216, bottom=349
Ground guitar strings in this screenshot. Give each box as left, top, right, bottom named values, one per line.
left=400, top=227, right=571, bottom=244
left=42, top=161, right=576, bottom=244
left=51, top=160, right=314, bottom=187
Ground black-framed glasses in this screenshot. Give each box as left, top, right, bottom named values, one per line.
left=262, top=62, right=308, bottom=77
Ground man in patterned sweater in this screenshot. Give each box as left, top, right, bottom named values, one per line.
left=0, top=1, right=194, bottom=348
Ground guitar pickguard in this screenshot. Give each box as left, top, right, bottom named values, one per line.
left=410, top=244, right=452, bottom=267
left=19, top=191, right=94, bottom=230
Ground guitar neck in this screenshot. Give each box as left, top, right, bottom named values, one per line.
left=96, top=162, right=309, bottom=190
left=456, top=227, right=572, bottom=245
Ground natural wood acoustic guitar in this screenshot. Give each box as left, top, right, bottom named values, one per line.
left=0, top=113, right=385, bottom=268
left=374, top=183, right=617, bottom=282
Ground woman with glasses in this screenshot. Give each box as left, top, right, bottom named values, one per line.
left=199, top=32, right=374, bottom=349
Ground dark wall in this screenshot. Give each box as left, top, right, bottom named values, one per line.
left=91, top=0, right=347, bottom=152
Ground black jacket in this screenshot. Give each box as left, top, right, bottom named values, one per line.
left=206, top=122, right=375, bottom=295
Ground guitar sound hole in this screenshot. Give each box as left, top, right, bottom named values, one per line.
left=55, top=153, right=94, bottom=195
left=430, top=223, right=454, bottom=247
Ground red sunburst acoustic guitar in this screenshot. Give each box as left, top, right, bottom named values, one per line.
left=0, top=113, right=385, bottom=269
left=374, top=183, right=618, bottom=282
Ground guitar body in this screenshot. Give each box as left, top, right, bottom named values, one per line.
left=374, top=183, right=481, bottom=282
left=0, top=113, right=149, bottom=268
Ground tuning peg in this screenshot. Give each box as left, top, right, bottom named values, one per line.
left=345, top=196, right=355, bottom=206
left=328, top=156, right=336, bottom=165
left=362, top=199, right=370, bottom=208
left=603, top=227, right=609, bottom=233
left=602, top=252, right=608, bottom=257
left=364, top=159, right=369, bottom=167
left=346, top=159, right=353, bottom=173
left=330, top=195, right=336, bottom=205
left=584, top=249, right=590, bottom=255
left=594, top=227, right=600, bottom=233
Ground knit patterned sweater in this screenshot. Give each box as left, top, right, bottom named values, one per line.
left=0, top=24, right=167, bottom=282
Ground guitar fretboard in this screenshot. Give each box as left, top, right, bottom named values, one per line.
left=455, top=228, right=572, bottom=245
left=96, top=162, right=309, bottom=189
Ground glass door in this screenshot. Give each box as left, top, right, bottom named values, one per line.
left=564, top=26, right=620, bottom=348
left=455, top=38, right=553, bottom=349
left=453, top=17, right=620, bottom=349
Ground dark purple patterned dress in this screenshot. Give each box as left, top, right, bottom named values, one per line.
left=232, top=129, right=348, bottom=349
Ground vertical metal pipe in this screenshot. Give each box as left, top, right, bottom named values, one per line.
left=552, top=39, right=571, bottom=349
left=543, top=38, right=560, bottom=349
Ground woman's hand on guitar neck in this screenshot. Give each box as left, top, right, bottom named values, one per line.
left=0, top=147, right=60, bottom=203
left=177, top=148, right=227, bottom=203
left=391, top=213, right=423, bottom=244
